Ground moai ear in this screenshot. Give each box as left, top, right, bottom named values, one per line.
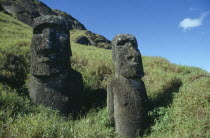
left=112, top=43, right=116, bottom=63
left=111, top=34, right=145, bottom=78
left=111, top=34, right=121, bottom=63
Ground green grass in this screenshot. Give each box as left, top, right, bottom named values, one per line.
left=0, top=12, right=209, bottom=137
left=0, top=12, right=31, bottom=88
left=70, top=30, right=87, bottom=41
left=70, top=30, right=111, bottom=49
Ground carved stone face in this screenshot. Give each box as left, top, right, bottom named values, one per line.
left=112, top=34, right=144, bottom=78
left=31, top=15, right=71, bottom=76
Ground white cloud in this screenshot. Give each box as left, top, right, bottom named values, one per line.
left=189, top=7, right=199, bottom=12
left=179, top=12, right=210, bottom=31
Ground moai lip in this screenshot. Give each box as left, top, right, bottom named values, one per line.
left=107, top=34, right=148, bottom=137
left=30, top=15, right=71, bottom=76
left=29, top=15, right=84, bottom=113
left=112, top=34, right=144, bottom=78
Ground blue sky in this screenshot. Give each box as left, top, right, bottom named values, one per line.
left=40, top=0, right=210, bottom=72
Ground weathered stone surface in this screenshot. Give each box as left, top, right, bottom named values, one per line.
left=53, top=9, right=86, bottom=30
left=67, top=68, right=84, bottom=111
left=0, top=0, right=112, bottom=50
left=29, top=73, right=71, bottom=111
left=85, top=31, right=111, bottom=49
left=0, top=4, right=11, bottom=15
left=107, top=34, right=148, bottom=137
left=0, top=0, right=86, bottom=30
left=29, top=15, right=84, bottom=113
left=112, top=34, right=144, bottom=78
left=29, top=69, right=84, bottom=112
left=71, top=30, right=111, bottom=49
left=0, top=0, right=54, bottom=26
left=30, top=15, right=71, bottom=76
left=74, top=36, right=92, bottom=45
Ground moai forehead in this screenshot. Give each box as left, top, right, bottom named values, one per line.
left=33, top=15, right=69, bottom=32
left=31, top=15, right=71, bottom=76
left=112, top=34, right=144, bottom=78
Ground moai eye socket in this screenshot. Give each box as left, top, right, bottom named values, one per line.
left=123, top=102, right=129, bottom=106
left=117, top=40, right=127, bottom=46
left=59, top=34, right=68, bottom=38
left=53, top=24, right=67, bottom=34
left=126, top=55, right=134, bottom=61
left=33, top=26, right=43, bottom=34
left=59, top=34, right=68, bottom=45
left=34, top=23, right=66, bottom=34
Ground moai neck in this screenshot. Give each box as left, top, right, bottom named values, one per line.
left=29, top=15, right=71, bottom=112
left=108, top=34, right=149, bottom=137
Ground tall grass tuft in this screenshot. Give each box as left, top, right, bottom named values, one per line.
left=0, top=12, right=209, bottom=137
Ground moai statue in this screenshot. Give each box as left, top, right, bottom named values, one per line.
left=107, top=34, right=148, bottom=137
left=29, top=15, right=84, bottom=113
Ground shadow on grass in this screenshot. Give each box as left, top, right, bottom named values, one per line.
left=150, top=78, right=182, bottom=109
left=145, top=77, right=183, bottom=135
left=71, top=86, right=107, bottom=119
left=84, top=87, right=107, bottom=109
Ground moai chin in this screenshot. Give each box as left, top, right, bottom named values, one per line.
left=30, top=15, right=71, bottom=76
left=29, top=15, right=84, bottom=113
left=107, top=34, right=148, bottom=137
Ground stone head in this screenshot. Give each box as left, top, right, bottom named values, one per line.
left=31, top=15, right=71, bottom=76
left=112, top=34, right=144, bottom=78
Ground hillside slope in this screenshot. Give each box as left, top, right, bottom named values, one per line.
left=0, top=12, right=209, bottom=138
left=0, top=0, right=86, bottom=30
left=0, top=0, right=111, bottom=49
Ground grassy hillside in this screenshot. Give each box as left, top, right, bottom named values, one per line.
left=70, top=30, right=111, bottom=49
left=0, top=12, right=209, bottom=138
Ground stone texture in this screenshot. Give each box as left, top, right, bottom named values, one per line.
left=0, top=0, right=112, bottom=50
left=0, top=4, right=11, bottom=15
left=107, top=34, right=148, bottom=137
left=0, top=0, right=54, bottom=26
left=30, top=15, right=71, bottom=76
left=85, top=31, right=111, bottom=49
left=0, top=0, right=86, bottom=30
left=112, top=34, right=144, bottom=78
left=74, top=36, right=92, bottom=45
left=53, top=9, right=86, bottom=30
left=29, top=15, right=84, bottom=113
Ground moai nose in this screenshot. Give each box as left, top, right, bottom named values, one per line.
left=127, top=48, right=140, bottom=63
left=43, top=28, right=56, bottom=49
left=133, top=53, right=140, bottom=63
